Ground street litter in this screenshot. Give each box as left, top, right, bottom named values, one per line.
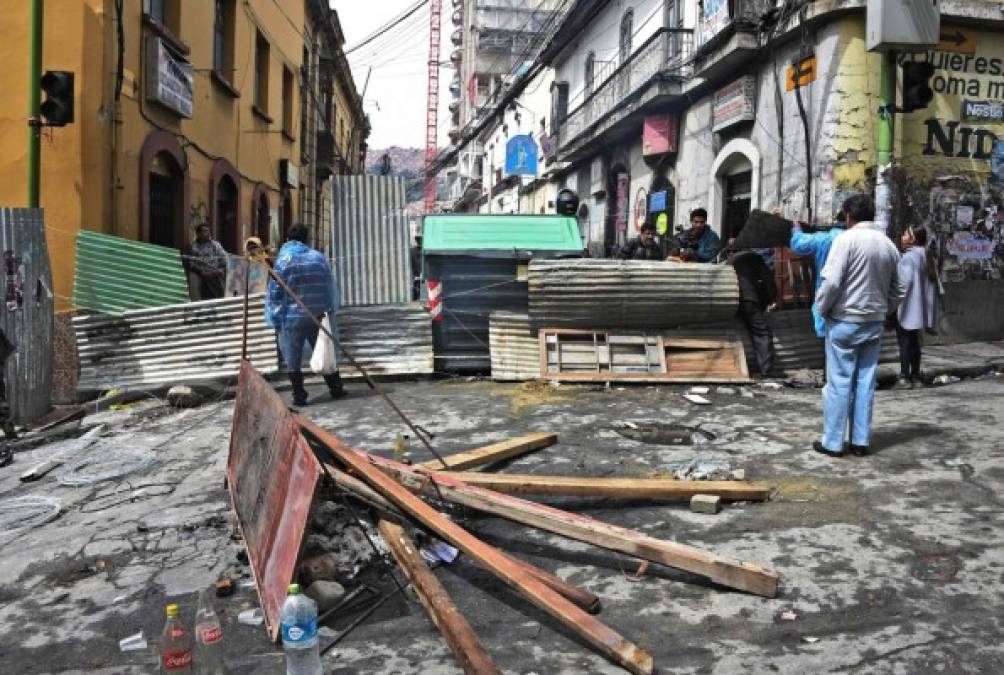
left=682, top=393, right=712, bottom=405
left=673, top=458, right=735, bottom=481
left=118, top=631, right=147, bottom=651
left=803, top=636, right=820, bottom=644
left=689, top=386, right=710, bottom=395
left=419, top=539, right=460, bottom=564
left=237, top=608, right=264, bottom=625
left=780, top=609, right=798, bottom=621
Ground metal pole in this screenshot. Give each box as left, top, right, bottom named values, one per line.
left=241, top=256, right=250, bottom=361
left=27, top=0, right=44, bottom=208
left=875, top=50, right=896, bottom=231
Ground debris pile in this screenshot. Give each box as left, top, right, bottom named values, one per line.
left=227, top=363, right=779, bottom=674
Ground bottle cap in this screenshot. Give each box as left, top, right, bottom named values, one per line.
left=166, top=604, right=179, bottom=617
left=287, top=583, right=300, bottom=595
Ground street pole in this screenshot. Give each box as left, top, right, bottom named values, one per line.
left=27, top=0, right=43, bottom=208
left=875, top=50, right=896, bottom=232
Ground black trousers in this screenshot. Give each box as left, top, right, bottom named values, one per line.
left=738, top=301, right=776, bottom=376
left=896, top=324, right=922, bottom=380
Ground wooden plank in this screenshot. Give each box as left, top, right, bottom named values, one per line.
left=360, top=452, right=779, bottom=598
left=298, top=417, right=654, bottom=675
left=377, top=520, right=501, bottom=675
left=436, top=473, right=770, bottom=501
left=332, top=467, right=602, bottom=613
left=417, top=432, right=557, bottom=471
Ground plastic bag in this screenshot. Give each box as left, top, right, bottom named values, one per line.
left=310, top=315, right=339, bottom=375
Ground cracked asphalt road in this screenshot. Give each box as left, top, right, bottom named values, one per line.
left=1, top=374, right=1003, bottom=674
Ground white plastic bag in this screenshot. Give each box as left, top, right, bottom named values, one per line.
left=310, top=315, right=339, bottom=375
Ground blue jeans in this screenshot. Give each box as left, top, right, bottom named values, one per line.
left=821, top=320, right=884, bottom=453
left=278, top=324, right=320, bottom=373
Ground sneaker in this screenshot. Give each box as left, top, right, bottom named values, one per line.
left=812, top=441, right=843, bottom=457
left=848, top=444, right=869, bottom=456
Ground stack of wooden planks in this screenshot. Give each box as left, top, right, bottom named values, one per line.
left=294, top=422, right=777, bottom=674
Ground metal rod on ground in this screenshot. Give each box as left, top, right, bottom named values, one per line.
left=319, top=587, right=404, bottom=656
left=265, top=265, right=450, bottom=469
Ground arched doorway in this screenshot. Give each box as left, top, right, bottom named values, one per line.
left=209, top=160, right=241, bottom=253
left=140, top=131, right=188, bottom=249
left=251, top=184, right=271, bottom=247
left=708, top=139, right=761, bottom=242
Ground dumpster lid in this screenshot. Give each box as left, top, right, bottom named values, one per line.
left=422, top=214, right=583, bottom=256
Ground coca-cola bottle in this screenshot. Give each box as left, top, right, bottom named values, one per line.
left=160, top=604, right=193, bottom=673
left=195, top=588, right=230, bottom=675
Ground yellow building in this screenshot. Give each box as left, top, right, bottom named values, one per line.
left=0, top=0, right=366, bottom=313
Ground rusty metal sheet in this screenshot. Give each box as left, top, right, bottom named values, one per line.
left=227, top=361, right=321, bottom=641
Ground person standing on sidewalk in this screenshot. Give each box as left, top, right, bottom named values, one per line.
left=266, top=223, right=345, bottom=406
left=813, top=195, right=905, bottom=458
left=894, top=225, right=937, bottom=389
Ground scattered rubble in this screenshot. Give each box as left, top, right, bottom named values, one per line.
left=690, top=495, right=722, bottom=514
left=304, top=580, right=347, bottom=613
left=167, top=385, right=204, bottom=408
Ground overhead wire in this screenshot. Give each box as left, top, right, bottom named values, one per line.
left=344, top=0, right=430, bottom=55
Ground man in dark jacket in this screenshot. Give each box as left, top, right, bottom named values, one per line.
left=618, top=223, right=662, bottom=261
left=729, top=240, right=778, bottom=376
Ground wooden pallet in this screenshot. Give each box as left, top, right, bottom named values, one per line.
left=539, top=329, right=750, bottom=383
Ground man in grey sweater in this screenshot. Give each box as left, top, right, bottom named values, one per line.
left=813, top=195, right=905, bottom=457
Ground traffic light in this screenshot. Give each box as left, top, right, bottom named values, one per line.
left=40, top=70, right=74, bottom=126
left=901, top=61, right=935, bottom=113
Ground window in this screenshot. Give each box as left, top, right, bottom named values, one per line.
left=213, top=0, right=236, bottom=82
left=282, top=66, right=295, bottom=138
left=619, top=9, right=634, bottom=64
left=146, top=0, right=181, bottom=38
left=476, top=75, right=490, bottom=102
left=665, top=0, right=683, bottom=59
left=550, top=81, right=569, bottom=129
left=584, top=52, right=596, bottom=98
left=254, top=30, right=270, bottom=118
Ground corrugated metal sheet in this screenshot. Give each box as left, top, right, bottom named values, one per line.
left=528, top=259, right=740, bottom=329
left=331, top=175, right=410, bottom=306
left=74, top=230, right=190, bottom=314
left=422, top=214, right=583, bottom=252
left=336, top=303, right=433, bottom=377
left=228, top=361, right=321, bottom=641
left=73, top=295, right=278, bottom=392
left=0, top=208, right=53, bottom=424
left=489, top=312, right=540, bottom=381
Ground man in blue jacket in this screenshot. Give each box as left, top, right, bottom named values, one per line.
left=790, top=212, right=846, bottom=338
left=266, top=223, right=344, bottom=406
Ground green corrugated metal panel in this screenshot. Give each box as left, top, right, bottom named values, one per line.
left=422, top=214, right=583, bottom=253
left=74, top=230, right=190, bottom=314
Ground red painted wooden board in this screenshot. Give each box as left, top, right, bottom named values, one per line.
left=227, top=361, right=321, bottom=641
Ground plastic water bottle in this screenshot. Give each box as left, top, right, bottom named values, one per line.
left=280, top=584, right=322, bottom=675
left=194, top=589, right=230, bottom=674
left=160, top=604, right=193, bottom=673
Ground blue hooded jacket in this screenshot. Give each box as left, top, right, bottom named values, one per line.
left=266, top=241, right=339, bottom=331
left=790, top=224, right=845, bottom=337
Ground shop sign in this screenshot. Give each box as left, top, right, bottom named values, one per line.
left=642, top=115, right=679, bottom=156
left=504, top=135, right=538, bottom=176
left=145, top=36, right=193, bottom=118
left=712, top=76, right=756, bottom=132
left=615, top=173, right=629, bottom=231
left=701, top=0, right=730, bottom=45
left=946, top=231, right=994, bottom=259
left=962, top=99, right=1004, bottom=123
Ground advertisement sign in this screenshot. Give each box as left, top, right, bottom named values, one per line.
left=504, top=135, right=539, bottom=176
left=656, top=212, right=669, bottom=235
left=633, top=188, right=648, bottom=231
left=615, top=173, right=630, bottom=231
left=991, top=140, right=1004, bottom=187
left=961, top=99, right=1004, bottom=123
left=712, top=76, right=757, bottom=132
left=145, top=36, right=193, bottom=118
left=946, top=231, right=994, bottom=260
left=642, top=115, right=679, bottom=156
left=701, top=0, right=730, bottom=45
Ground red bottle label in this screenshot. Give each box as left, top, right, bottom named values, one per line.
left=200, top=625, right=222, bottom=644
left=162, top=650, right=192, bottom=670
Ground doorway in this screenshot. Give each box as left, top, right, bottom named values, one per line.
left=215, top=175, right=239, bottom=253
left=723, top=171, right=752, bottom=242
left=254, top=192, right=270, bottom=247
left=148, top=153, right=182, bottom=249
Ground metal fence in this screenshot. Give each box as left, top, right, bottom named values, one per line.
left=336, top=303, right=434, bottom=378
left=560, top=28, right=694, bottom=148
left=0, top=208, right=53, bottom=424
left=331, top=175, right=411, bottom=307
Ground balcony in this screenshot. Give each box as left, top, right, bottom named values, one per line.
left=692, top=0, right=770, bottom=81
left=557, top=28, right=693, bottom=160
left=315, top=130, right=339, bottom=181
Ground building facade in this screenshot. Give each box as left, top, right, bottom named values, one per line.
left=0, top=0, right=367, bottom=311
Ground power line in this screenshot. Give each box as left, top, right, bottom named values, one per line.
left=344, top=0, right=430, bottom=55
